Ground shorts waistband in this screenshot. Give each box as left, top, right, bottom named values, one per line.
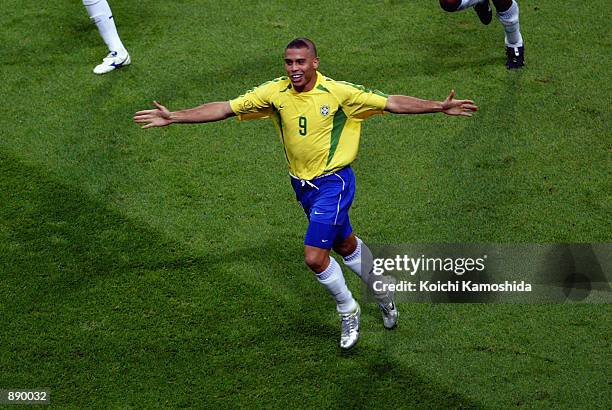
left=289, top=167, right=350, bottom=182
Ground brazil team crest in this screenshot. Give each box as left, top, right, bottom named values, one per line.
left=320, top=105, right=330, bottom=117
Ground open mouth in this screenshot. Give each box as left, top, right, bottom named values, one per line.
left=290, top=74, right=303, bottom=82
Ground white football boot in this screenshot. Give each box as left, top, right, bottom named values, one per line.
left=339, top=303, right=360, bottom=350
left=93, top=50, right=131, bottom=74
left=378, top=300, right=398, bottom=329
left=372, top=275, right=398, bottom=329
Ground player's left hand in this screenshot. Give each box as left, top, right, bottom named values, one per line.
left=134, top=101, right=173, bottom=128
left=441, top=90, right=478, bottom=117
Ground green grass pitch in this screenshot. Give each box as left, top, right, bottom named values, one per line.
left=1, top=0, right=610, bottom=408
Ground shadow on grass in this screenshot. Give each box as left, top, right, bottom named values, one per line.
left=0, top=150, right=194, bottom=302
left=342, top=348, right=483, bottom=409
left=424, top=70, right=525, bottom=241
left=0, top=149, right=483, bottom=408
left=416, top=13, right=503, bottom=76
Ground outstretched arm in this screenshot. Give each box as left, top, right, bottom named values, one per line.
left=133, top=101, right=235, bottom=129
left=385, top=90, right=478, bottom=117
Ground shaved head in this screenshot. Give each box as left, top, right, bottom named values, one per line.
left=285, top=37, right=318, bottom=58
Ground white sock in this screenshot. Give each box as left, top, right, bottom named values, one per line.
left=342, top=237, right=368, bottom=279
left=497, top=0, right=523, bottom=47
left=343, top=237, right=392, bottom=303
left=83, top=0, right=127, bottom=55
left=457, top=0, right=485, bottom=10
left=316, top=257, right=357, bottom=314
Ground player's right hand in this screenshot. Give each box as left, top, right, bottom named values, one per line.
left=133, top=101, right=173, bottom=128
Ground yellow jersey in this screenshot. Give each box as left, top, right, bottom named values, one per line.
left=229, top=72, right=388, bottom=180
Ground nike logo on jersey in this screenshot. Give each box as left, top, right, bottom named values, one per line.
left=314, top=211, right=325, bottom=215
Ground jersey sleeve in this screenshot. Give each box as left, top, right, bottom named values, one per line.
left=336, top=81, right=388, bottom=120
left=229, top=80, right=278, bottom=121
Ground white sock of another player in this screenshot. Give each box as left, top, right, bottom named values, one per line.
left=83, top=0, right=127, bottom=56
left=343, top=237, right=392, bottom=303
left=497, top=0, right=523, bottom=47
left=457, top=0, right=486, bottom=10
left=316, top=257, right=358, bottom=314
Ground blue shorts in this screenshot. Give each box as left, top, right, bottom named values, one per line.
left=290, top=167, right=355, bottom=249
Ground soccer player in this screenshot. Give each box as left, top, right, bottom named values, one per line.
left=83, top=0, right=130, bottom=74
left=439, top=0, right=525, bottom=69
left=134, top=38, right=478, bottom=349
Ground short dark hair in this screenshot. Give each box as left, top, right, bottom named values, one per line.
left=285, top=38, right=318, bottom=57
